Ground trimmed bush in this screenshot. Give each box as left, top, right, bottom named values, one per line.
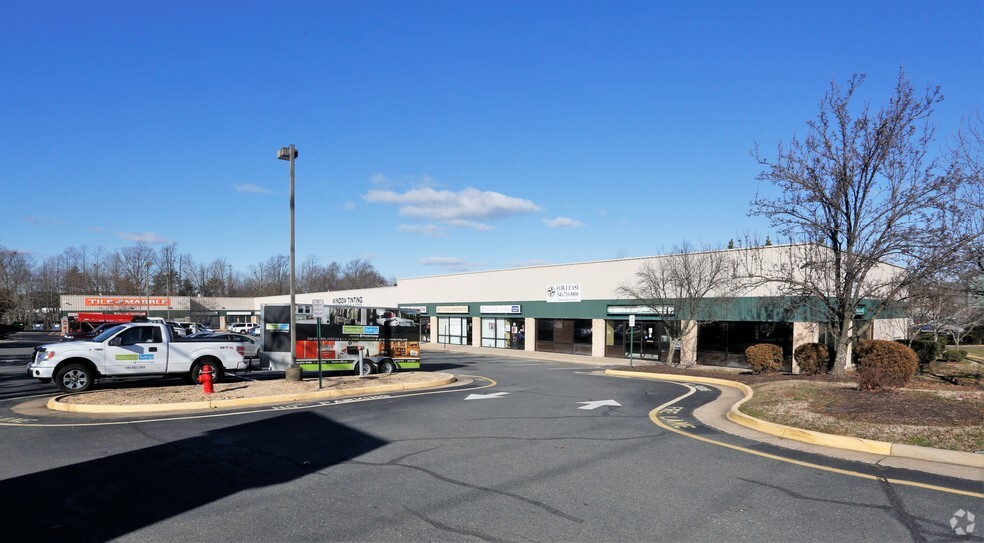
left=903, top=338, right=944, bottom=367
left=855, top=339, right=919, bottom=391
left=745, top=343, right=784, bottom=374
left=794, top=342, right=833, bottom=375
left=942, top=350, right=968, bottom=362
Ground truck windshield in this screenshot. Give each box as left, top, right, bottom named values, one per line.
left=93, top=325, right=127, bottom=342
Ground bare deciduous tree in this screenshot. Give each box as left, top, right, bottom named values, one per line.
left=338, top=258, right=389, bottom=290
left=748, top=70, right=983, bottom=375
left=617, top=241, right=741, bottom=367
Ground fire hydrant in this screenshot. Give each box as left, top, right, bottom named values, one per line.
left=198, top=364, right=214, bottom=394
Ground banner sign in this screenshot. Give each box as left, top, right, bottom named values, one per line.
left=436, top=305, right=469, bottom=314
left=608, top=305, right=674, bottom=316
left=342, top=325, right=380, bottom=336
left=480, top=305, right=522, bottom=314
left=546, top=283, right=581, bottom=303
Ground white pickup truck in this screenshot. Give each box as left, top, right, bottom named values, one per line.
left=27, top=322, right=249, bottom=392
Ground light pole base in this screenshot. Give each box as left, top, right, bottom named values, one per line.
left=285, top=364, right=302, bottom=382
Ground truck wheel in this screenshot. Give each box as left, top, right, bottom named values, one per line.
left=56, top=363, right=93, bottom=392
left=377, top=359, right=396, bottom=375
left=188, top=360, right=224, bottom=385
left=357, top=361, right=375, bottom=376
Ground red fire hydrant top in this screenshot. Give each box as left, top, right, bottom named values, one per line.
left=198, top=364, right=214, bottom=394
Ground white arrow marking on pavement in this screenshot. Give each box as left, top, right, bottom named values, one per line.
left=578, top=400, right=621, bottom=410
left=464, top=392, right=511, bottom=400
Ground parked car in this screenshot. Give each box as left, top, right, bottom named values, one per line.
left=381, top=317, right=415, bottom=327
left=229, top=322, right=259, bottom=334
left=62, top=322, right=119, bottom=342
left=200, top=332, right=260, bottom=358
left=165, top=321, right=187, bottom=338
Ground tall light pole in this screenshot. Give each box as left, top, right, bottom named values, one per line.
left=146, top=262, right=151, bottom=317
left=277, top=144, right=300, bottom=379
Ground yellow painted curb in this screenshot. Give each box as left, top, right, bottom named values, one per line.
left=606, top=369, right=899, bottom=458
left=46, top=374, right=457, bottom=414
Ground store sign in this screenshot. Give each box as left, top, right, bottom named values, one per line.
left=546, top=283, right=581, bottom=303
left=480, top=305, right=522, bottom=314
left=342, top=325, right=380, bottom=336
left=331, top=296, right=364, bottom=306
left=436, top=305, right=469, bottom=314
left=85, top=296, right=171, bottom=307
left=608, top=305, right=674, bottom=316
left=402, top=305, right=428, bottom=314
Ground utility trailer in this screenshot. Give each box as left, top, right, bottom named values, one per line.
left=258, top=303, right=421, bottom=375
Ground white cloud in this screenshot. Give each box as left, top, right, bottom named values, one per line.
left=370, top=173, right=390, bottom=186
left=117, top=231, right=171, bottom=244
left=234, top=183, right=271, bottom=194
left=543, top=216, right=584, bottom=228
left=398, top=224, right=446, bottom=237
left=24, top=216, right=62, bottom=226
left=364, top=187, right=542, bottom=222
left=418, top=256, right=479, bottom=272
left=343, top=201, right=357, bottom=210
left=446, top=219, right=495, bottom=231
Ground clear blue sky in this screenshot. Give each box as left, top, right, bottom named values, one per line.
left=2, top=0, right=981, bottom=281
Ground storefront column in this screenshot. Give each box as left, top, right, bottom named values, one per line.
left=525, top=318, right=536, bottom=352
left=792, top=322, right=820, bottom=374
left=219, top=316, right=228, bottom=330
left=430, top=320, right=438, bottom=343
left=681, top=320, right=698, bottom=366
left=591, top=318, right=606, bottom=358
left=472, top=316, right=482, bottom=347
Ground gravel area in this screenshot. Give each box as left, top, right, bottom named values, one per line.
left=57, top=372, right=453, bottom=405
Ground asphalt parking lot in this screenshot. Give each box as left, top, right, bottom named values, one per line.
left=1, top=337, right=980, bottom=542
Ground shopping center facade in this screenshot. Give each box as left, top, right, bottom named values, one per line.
left=60, top=244, right=909, bottom=373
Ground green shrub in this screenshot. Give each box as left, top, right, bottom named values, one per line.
left=904, top=338, right=944, bottom=366
left=942, top=350, right=967, bottom=362
left=794, top=342, right=832, bottom=375
left=745, top=343, right=784, bottom=374
left=855, top=340, right=919, bottom=391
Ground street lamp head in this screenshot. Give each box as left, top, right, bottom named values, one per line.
left=277, top=146, right=298, bottom=161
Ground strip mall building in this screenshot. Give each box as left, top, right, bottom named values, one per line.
left=60, top=244, right=909, bottom=373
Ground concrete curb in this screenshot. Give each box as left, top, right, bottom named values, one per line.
left=605, top=369, right=984, bottom=469
left=46, top=374, right=458, bottom=414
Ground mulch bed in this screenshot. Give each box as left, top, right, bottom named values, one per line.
left=617, top=361, right=983, bottom=429
left=813, top=387, right=983, bottom=426
left=614, top=363, right=850, bottom=386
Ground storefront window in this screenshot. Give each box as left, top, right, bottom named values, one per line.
left=697, top=321, right=793, bottom=370
left=605, top=320, right=668, bottom=360
left=481, top=318, right=525, bottom=349
left=536, top=319, right=592, bottom=355
left=438, top=317, right=471, bottom=345
left=420, top=317, right=431, bottom=343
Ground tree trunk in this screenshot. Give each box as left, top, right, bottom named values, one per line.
left=831, top=319, right=853, bottom=376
